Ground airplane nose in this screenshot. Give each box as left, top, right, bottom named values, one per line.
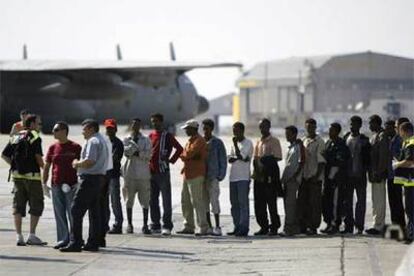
left=198, top=96, right=209, bottom=114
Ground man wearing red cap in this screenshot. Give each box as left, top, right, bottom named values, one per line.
left=104, top=119, right=124, bottom=234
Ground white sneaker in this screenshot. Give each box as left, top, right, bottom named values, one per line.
left=212, top=227, right=222, bottom=236
left=206, top=227, right=214, bottom=235
left=16, top=234, right=25, bottom=246
left=161, top=229, right=171, bottom=236
left=26, top=234, right=47, bottom=246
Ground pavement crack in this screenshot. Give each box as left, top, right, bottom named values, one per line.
left=340, top=237, right=345, bottom=276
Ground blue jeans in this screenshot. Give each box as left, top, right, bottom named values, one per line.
left=52, top=185, right=74, bottom=243
left=108, top=177, right=123, bottom=228
left=230, top=180, right=250, bottom=234
left=150, top=172, right=173, bottom=230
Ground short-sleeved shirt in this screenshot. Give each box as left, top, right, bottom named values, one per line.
left=78, top=133, right=108, bottom=176
left=302, top=135, right=326, bottom=180
left=229, top=138, right=254, bottom=182
left=2, top=130, right=43, bottom=174
left=254, top=135, right=282, bottom=160
left=46, top=140, right=81, bottom=186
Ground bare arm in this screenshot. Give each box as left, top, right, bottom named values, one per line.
left=43, top=162, right=51, bottom=184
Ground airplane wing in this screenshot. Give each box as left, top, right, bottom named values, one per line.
left=0, top=60, right=242, bottom=72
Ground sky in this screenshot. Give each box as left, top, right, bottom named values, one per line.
left=0, top=0, right=413, bottom=99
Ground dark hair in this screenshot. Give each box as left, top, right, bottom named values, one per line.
left=350, top=115, right=363, bottom=126
left=20, top=109, right=29, bottom=116
left=81, top=119, right=99, bottom=132
left=151, top=113, right=164, bottom=122
left=233, top=121, right=245, bottom=131
left=56, top=121, right=69, bottom=135
left=400, top=122, right=414, bottom=134
left=132, top=118, right=141, bottom=123
left=369, top=114, right=382, bottom=126
left=305, top=118, right=317, bottom=126
left=397, top=117, right=410, bottom=127
left=24, top=114, right=37, bottom=128
left=202, top=119, right=215, bottom=130
left=285, top=125, right=298, bottom=135
left=330, top=122, right=342, bottom=133
left=385, top=120, right=396, bottom=127
left=260, top=118, right=271, bottom=127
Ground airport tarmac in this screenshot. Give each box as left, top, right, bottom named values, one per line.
left=0, top=130, right=410, bottom=275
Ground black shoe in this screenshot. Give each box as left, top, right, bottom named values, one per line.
left=108, top=227, right=122, bottom=234
left=142, top=225, right=152, bottom=235
left=16, top=241, right=26, bottom=246
left=60, top=243, right=82, bottom=252
left=340, top=228, right=353, bottom=235
left=254, top=228, right=269, bottom=236
left=53, top=241, right=68, bottom=249
left=83, top=243, right=99, bottom=252
left=98, top=239, right=106, bottom=248
left=365, top=228, right=381, bottom=235
left=227, top=230, right=237, bottom=236
left=356, top=229, right=363, bottom=235
left=176, top=229, right=195, bottom=235
left=235, top=232, right=248, bottom=237
left=306, top=229, right=317, bottom=236
left=195, top=231, right=208, bottom=237
left=327, top=226, right=339, bottom=235
left=268, top=229, right=279, bottom=236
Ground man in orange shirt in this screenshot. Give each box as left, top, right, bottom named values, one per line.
left=177, top=119, right=209, bottom=236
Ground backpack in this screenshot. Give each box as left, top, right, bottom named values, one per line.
left=10, top=131, right=32, bottom=175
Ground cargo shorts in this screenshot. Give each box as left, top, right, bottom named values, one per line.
left=13, top=179, right=44, bottom=217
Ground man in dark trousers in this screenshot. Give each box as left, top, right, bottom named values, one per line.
left=252, top=118, right=282, bottom=236
left=321, top=123, right=350, bottom=234
left=384, top=119, right=406, bottom=231
left=61, top=119, right=108, bottom=252
left=104, top=119, right=125, bottom=234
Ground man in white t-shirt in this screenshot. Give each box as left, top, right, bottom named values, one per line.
left=227, top=122, right=253, bottom=237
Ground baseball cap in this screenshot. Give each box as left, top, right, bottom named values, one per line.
left=181, top=119, right=199, bottom=129
left=104, top=118, right=117, bottom=129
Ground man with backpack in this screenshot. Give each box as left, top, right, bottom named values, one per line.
left=2, top=114, right=47, bottom=246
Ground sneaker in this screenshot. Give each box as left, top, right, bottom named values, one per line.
left=206, top=228, right=214, bottom=235
left=142, top=225, right=152, bottom=235
left=176, top=228, right=195, bottom=235
left=365, top=228, right=381, bottom=235
left=254, top=228, right=268, bottom=236
left=26, top=234, right=47, bottom=246
left=16, top=234, right=26, bottom=246
left=212, top=227, right=222, bottom=236
left=126, top=224, right=134, bottom=234
left=161, top=228, right=171, bottom=236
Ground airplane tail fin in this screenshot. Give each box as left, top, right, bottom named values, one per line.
left=23, top=44, right=28, bottom=60
left=116, top=44, right=122, bottom=60
left=169, top=42, right=176, bottom=61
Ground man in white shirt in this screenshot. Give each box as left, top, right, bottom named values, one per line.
left=227, top=122, right=253, bottom=237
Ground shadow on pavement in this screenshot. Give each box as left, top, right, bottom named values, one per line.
left=0, top=255, right=80, bottom=264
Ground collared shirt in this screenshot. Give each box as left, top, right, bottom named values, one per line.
left=205, top=136, right=227, bottom=181
left=302, top=135, right=326, bottom=180
left=78, top=133, right=108, bottom=176
left=282, top=140, right=305, bottom=183
left=181, top=134, right=207, bottom=180
left=229, top=138, right=254, bottom=182
left=254, top=134, right=282, bottom=160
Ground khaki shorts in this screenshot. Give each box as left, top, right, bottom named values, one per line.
left=13, top=179, right=44, bottom=217
left=204, top=178, right=221, bottom=214
left=125, top=178, right=151, bottom=209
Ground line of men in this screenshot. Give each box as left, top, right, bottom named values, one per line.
left=2, top=111, right=414, bottom=252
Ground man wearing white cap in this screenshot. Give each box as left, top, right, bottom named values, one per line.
left=177, top=119, right=209, bottom=236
